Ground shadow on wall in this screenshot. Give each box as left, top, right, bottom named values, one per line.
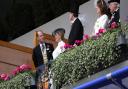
left=0, top=3, right=35, bottom=41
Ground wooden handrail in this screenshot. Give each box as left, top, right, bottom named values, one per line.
left=0, top=60, right=18, bottom=67
left=0, top=40, right=32, bottom=53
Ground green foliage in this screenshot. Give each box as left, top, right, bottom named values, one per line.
left=0, top=71, right=34, bottom=89
left=51, top=27, right=128, bottom=88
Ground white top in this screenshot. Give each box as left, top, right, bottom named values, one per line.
left=94, top=14, right=108, bottom=34
left=52, top=41, right=65, bottom=59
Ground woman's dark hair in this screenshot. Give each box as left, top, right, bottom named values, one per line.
left=52, top=28, right=65, bottom=40
left=97, top=0, right=108, bottom=15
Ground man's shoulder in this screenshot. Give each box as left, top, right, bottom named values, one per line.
left=75, top=18, right=83, bottom=25
left=33, top=45, right=40, bottom=50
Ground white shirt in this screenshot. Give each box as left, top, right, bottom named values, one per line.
left=39, top=43, right=46, bottom=51
left=52, top=41, right=65, bottom=59
left=94, top=14, right=108, bottom=34
left=71, top=18, right=77, bottom=24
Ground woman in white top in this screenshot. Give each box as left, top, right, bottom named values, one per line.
left=52, top=28, right=66, bottom=59
left=94, top=0, right=109, bottom=34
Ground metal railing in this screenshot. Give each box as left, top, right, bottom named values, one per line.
left=73, top=66, right=128, bottom=89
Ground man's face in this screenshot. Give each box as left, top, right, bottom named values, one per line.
left=69, top=12, right=74, bottom=22
left=37, top=31, right=44, bottom=43
left=109, top=2, right=118, bottom=13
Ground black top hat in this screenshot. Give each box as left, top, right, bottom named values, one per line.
left=69, top=0, right=79, bottom=15
left=52, top=28, right=65, bottom=36
left=108, top=0, right=120, bottom=4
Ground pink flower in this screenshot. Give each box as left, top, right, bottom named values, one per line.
left=20, top=64, right=31, bottom=71
left=83, top=35, right=89, bottom=41
left=111, top=22, right=118, bottom=29
left=96, top=33, right=102, bottom=37
left=16, top=66, right=21, bottom=72
left=0, top=74, right=7, bottom=79
left=0, top=73, right=10, bottom=80
left=11, top=66, right=21, bottom=76
left=4, top=75, right=10, bottom=81
left=64, top=44, right=68, bottom=49
left=75, top=40, right=83, bottom=46
left=95, top=28, right=106, bottom=39
left=64, top=44, right=74, bottom=49
left=98, top=28, right=106, bottom=34
left=11, top=70, right=17, bottom=76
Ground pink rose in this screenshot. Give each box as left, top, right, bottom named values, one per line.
left=0, top=74, right=10, bottom=81
left=11, top=70, right=17, bottom=76
left=11, top=66, right=21, bottom=75
left=96, top=33, right=102, bottom=37
left=98, top=28, right=106, bottom=34
left=64, top=44, right=74, bottom=49
left=4, top=75, right=10, bottom=81
left=83, top=35, right=89, bottom=41
left=75, top=40, right=83, bottom=46
left=20, top=64, right=31, bottom=71
left=111, top=22, right=118, bottom=29
left=0, top=74, right=7, bottom=80
left=64, top=44, right=68, bottom=49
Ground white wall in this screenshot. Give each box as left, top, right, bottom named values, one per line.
left=11, top=0, right=97, bottom=48
left=120, top=0, right=128, bottom=23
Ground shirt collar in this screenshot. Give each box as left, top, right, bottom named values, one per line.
left=71, top=18, right=77, bottom=24
left=58, top=40, right=63, bottom=45
left=112, top=8, right=119, bottom=14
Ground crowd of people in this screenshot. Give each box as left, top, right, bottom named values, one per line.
left=32, top=0, right=120, bottom=89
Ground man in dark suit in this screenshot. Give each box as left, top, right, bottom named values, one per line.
left=108, top=0, right=120, bottom=27
left=32, top=31, right=54, bottom=68
left=68, top=0, right=84, bottom=45
left=32, top=30, right=54, bottom=88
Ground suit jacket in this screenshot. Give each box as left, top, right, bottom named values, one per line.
left=109, top=9, right=120, bottom=27
left=32, top=42, right=54, bottom=68
left=68, top=18, right=84, bottom=45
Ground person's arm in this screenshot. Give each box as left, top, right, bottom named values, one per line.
left=68, top=21, right=83, bottom=45
left=100, top=15, right=108, bottom=29
left=32, top=48, right=38, bottom=68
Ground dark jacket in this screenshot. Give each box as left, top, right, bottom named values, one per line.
left=68, top=18, right=84, bottom=45
left=109, top=9, right=120, bottom=27
left=32, top=42, right=54, bottom=68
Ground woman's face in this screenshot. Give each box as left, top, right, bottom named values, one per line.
left=55, top=33, right=61, bottom=42
left=96, top=5, right=101, bottom=15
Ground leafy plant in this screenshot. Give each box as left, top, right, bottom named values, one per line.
left=51, top=25, right=128, bottom=89
left=0, top=64, right=34, bottom=89
left=0, top=71, right=33, bottom=89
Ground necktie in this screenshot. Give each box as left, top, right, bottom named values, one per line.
left=41, top=43, right=48, bottom=64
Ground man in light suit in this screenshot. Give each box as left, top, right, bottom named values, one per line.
left=68, top=0, right=84, bottom=45
left=32, top=30, right=54, bottom=88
